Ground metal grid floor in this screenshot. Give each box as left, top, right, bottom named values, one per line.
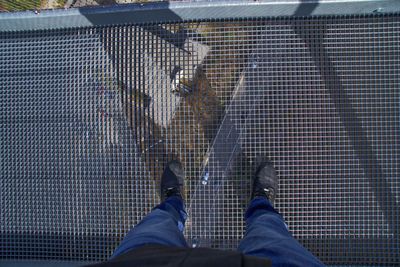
left=1, top=14, right=399, bottom=265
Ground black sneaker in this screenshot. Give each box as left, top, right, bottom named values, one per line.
left=251, top=159, right=278, bottom=203
left=160, top=160, right=185, bottom=202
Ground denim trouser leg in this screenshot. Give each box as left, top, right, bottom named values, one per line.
left=238, top=197, right=325, bottom=267
left=111, top=196, right=188, bottom=259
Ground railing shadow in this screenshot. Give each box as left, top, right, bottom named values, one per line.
left=292, top=0, right=399, bottom=237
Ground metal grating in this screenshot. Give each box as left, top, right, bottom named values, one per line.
left=0, top=12, right=399, bottom=266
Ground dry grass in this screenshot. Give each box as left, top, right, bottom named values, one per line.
left=195, top=22, right=253, bottom=102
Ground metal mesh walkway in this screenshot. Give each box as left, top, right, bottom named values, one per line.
left=0, top=4, right=399, bottom=266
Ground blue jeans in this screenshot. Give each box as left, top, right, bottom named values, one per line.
left=238, top=197, right=324, bottom=266
left=111, top=196, right=188, bottom=257
left=111, top=196, right=324, bottom=266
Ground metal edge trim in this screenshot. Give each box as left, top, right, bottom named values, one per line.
left=0, top=0, right=399, bottom=31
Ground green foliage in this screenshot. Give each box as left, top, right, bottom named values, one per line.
left=0, top=0, right=41, bottom=11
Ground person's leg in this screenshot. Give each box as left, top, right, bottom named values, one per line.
left=112, top=160, right=187, bottom=258
left=111, top=196, right=188, bottom=258
left=238, top=197, right=325, bottom=266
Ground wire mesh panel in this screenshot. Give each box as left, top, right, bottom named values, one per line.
left=0, top=27, right=158, bottom=261
left=0, top=11, right=399, bottom=266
